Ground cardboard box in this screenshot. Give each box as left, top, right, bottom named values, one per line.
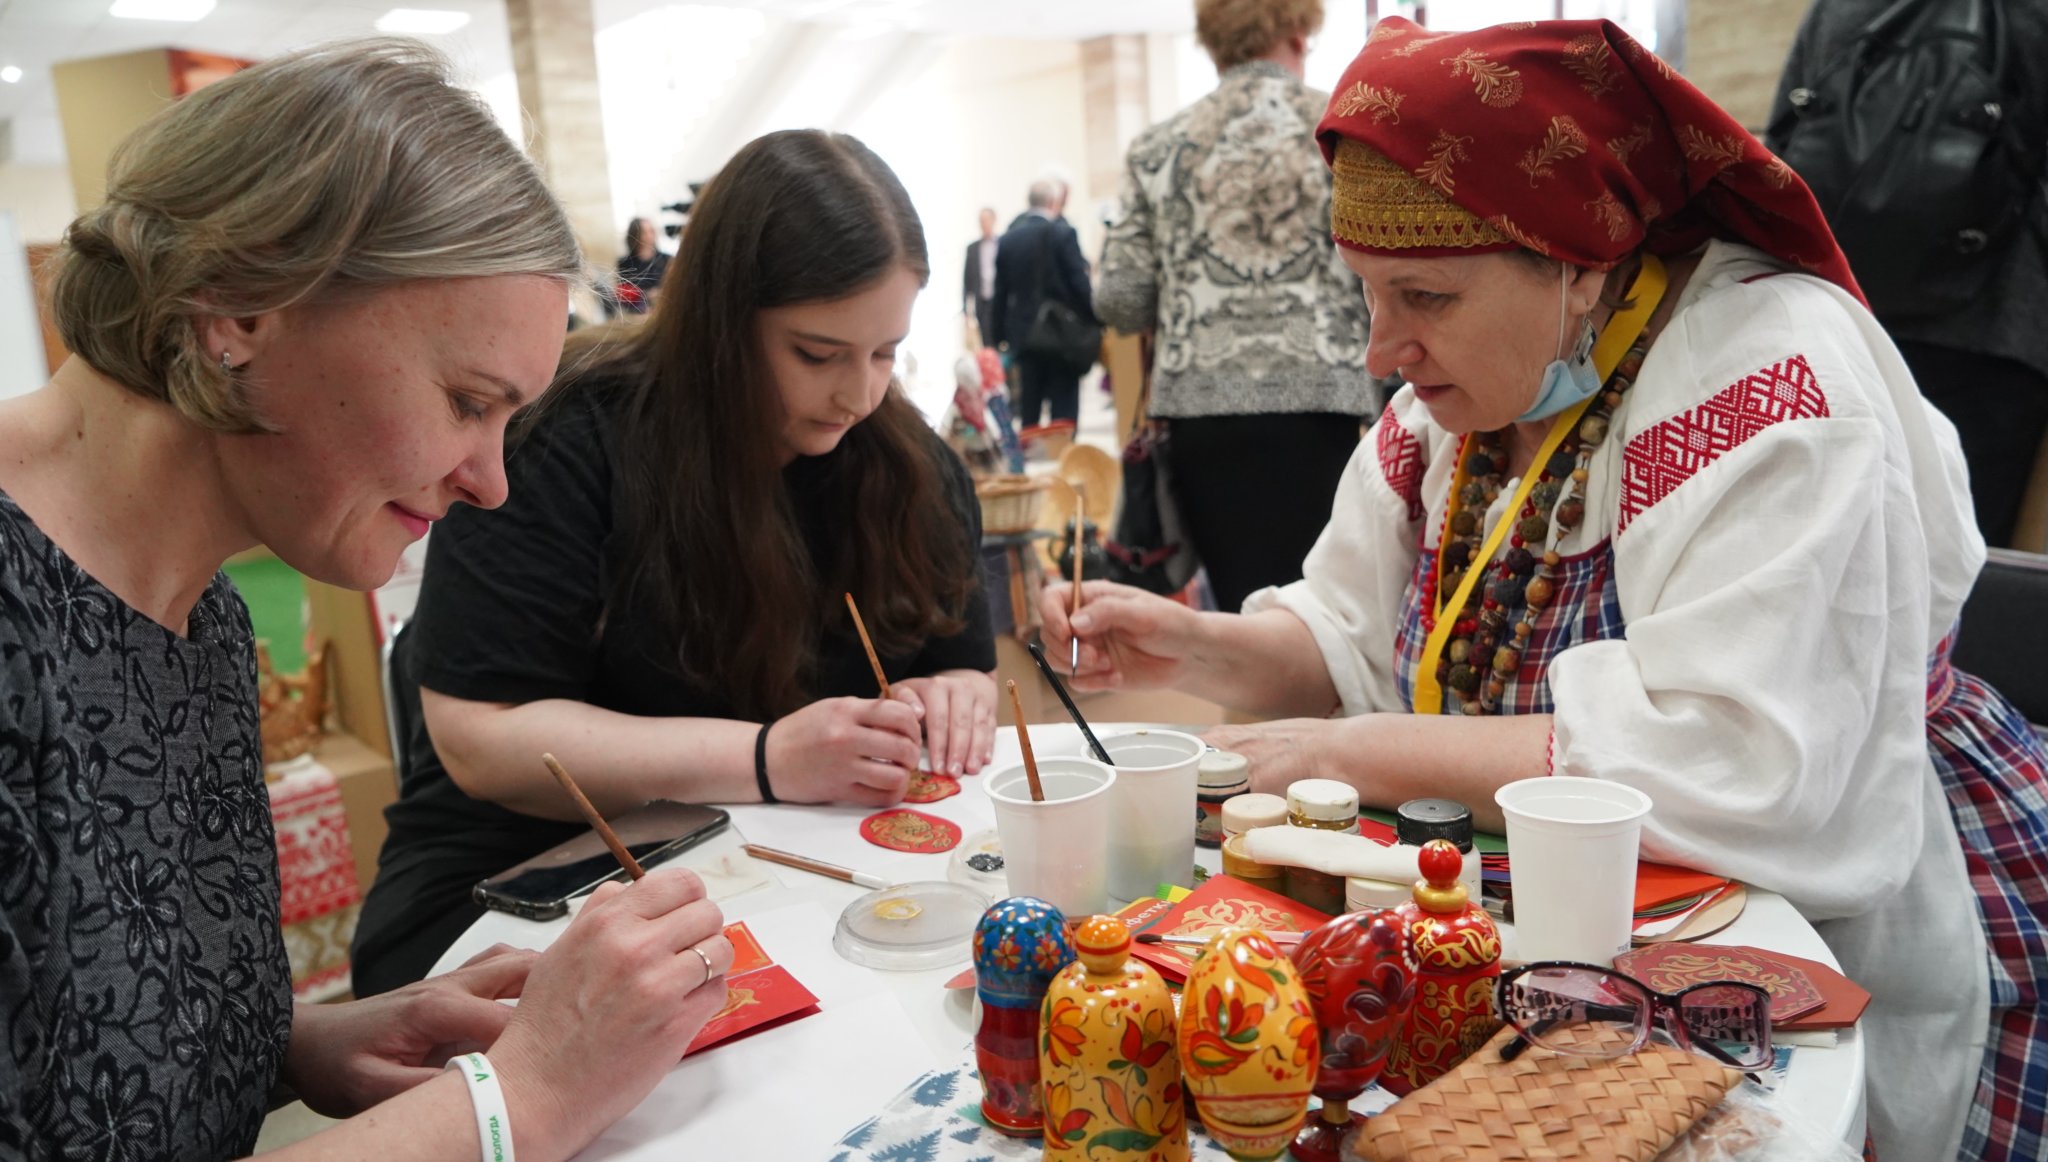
left=303, top=581, right=393, bottom=759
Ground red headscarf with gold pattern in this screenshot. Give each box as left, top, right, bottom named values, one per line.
left=1315, top=17, right=1865, bottom=305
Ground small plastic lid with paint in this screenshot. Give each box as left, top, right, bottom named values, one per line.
left=947, top=828, right=1008, bottom=896
left=833, top=880, right=991, bottom=971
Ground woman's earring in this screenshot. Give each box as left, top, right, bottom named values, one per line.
left=219, top=351, right=235, bottom=374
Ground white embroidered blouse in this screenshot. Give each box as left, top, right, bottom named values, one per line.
left=1247, top=241, right=1989, bottom=1160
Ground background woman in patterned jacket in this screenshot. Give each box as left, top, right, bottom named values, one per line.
left=1049, top=18, right=2048, bottom=1161
left=1095, top=0, right=1377, bottom=612
left=0, top=40, right=733, bottom=1161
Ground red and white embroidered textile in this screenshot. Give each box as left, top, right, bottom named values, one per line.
left=1617, top=354, right=1830, bottom=533
left=267, top=754, right=364, bottom=1001
left=1372, top=401, right=1425, bottom=523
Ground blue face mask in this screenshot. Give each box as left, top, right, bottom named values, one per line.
left=1516, top=265, right=1601, bottom=423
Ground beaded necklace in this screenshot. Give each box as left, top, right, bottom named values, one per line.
left=1410, top=255, right=1668, bottom=716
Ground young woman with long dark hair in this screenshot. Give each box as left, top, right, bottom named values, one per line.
left=353, top=129, right=997, bottom=992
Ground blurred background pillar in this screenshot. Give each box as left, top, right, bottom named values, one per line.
left=505, top=0, right=616, bottom=308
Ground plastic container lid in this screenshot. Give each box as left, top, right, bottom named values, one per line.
left=1396, top=798, right=1475, bottom=853
left=1197, top=750, right=1251, bottom=792
left=1346, top=875, right=1412, bottom=911
left=832, top=880, right=990, bottom=971
left=948, top=828, right=1009, bottom=896
left=1286, top=778, right=1359, bottom=823
left=1221, top=792, right=1288, bottom=835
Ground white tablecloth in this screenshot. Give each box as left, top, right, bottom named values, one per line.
left=432, top=723, right=1866, bottom=1160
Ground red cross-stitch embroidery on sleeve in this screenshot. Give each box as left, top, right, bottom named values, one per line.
left=1375, top=402, right=1425, bottom=522
left=1618, top=354, right=1829, bottom=534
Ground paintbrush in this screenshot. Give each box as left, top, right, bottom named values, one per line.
left=1135, top=930, right=1304, bottom=948
left=844, top=592, right=890, bottom=700
left=1025, top=639, right=1112, bottom=765
left=1006, top=680, right=1045, bottom=801
left=541, top=752, right=644, bottom=880
left=742, top=843, right=890, bottom=890
left=1069, top=482, right=1085, bottom=676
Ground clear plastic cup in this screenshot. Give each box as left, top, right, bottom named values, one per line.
left=1097, top=729, right=1205, bottom=902
left=1495, top=776, right=1653, bottom=966
left=985, top=757, right=1117, bottom=917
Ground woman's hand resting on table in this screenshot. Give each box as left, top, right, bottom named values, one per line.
left=1202, top=718, right=1348, bottom=795
left=1039, top=580, right=1204, bottom=693
left=284, top=944, right=540, bottom=1118
left=486, top=868, right=735, bottom=1160
left=892, top=669, right=997, bottom=776
left=762, top=695, right=924, bottom=806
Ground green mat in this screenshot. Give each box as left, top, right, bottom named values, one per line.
left=221, top=554, right=308, bottom=675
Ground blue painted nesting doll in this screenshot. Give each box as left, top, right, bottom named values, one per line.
left=973, top=896, right=1075, bottom=1135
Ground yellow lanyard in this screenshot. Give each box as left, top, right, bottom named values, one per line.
left=1410, top=255, right=1668, bottom=715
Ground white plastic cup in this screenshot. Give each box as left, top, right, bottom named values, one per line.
left=1495, top=776, right=1653, bottom=965
left=985, top=757, right=1117, bottom=917
left=1097, top=729, right=1205, bottom=902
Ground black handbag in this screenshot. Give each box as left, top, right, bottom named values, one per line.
left=1018, top=223, right=1103, bottom=375
left=1105, top=368, right=1199, bottom=596
left=1767, top=0, right=2046, bottom=319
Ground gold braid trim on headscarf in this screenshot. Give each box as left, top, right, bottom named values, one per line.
left=1329, top=138, right=1512, bottom=252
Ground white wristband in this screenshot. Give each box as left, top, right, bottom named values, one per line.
left=447, top=1051, right=516, bottom=1162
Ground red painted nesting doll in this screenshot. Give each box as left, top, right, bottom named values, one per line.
left=1381, top=840, right=1503, bottom=1095
left=1287, top=909, right=1416, bottom=1162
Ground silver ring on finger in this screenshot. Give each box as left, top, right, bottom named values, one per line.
left=688, top=943, right=716, bottom=984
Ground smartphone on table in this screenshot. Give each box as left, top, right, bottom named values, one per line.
left=473, top=799, right=730, bottom=921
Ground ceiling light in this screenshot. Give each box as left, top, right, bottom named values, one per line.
left=0, top=67, right=20, bottom=84
left=374, top=8, right=472, bottom=35
left=108, top=0, right=217, bottom=21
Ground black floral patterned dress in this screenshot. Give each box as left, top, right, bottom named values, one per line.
left=0, top=492, right=293, bottom=1159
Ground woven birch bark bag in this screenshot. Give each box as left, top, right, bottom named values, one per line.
left=1344, top=1026, right=1742, bottom=1161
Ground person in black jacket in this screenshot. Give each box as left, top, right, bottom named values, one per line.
left=961, top=206, right=1000, bottom=349
left=614, top=216, right=669, bottom=315
left=991, top=179, right=1097, bottom=426
left=1770, top=0, right=2048, bottom=547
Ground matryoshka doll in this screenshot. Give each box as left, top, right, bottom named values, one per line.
left=1176, top=927, right=1318, bottom=1162
left=1382, top=840, right=1503, bottom=1094
left=1038, top=916, right=1188, bottom=1162
left=1287, top=909, right=1416, bottom=1162
left=974, top=897, right=1075, bottom=1135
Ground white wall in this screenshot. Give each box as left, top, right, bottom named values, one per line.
left=0, top=211, right=48, bottom=399
left=849, top=35, right=1093, bottom=419
left=577, top=20, right=1096, bottom=422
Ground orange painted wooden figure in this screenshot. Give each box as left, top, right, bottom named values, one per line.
left=1038, top=915, right=1188, bottom=1161
left=1175, top=927, right=1317, bottom=1161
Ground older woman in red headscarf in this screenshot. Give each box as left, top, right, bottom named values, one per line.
left=1041, top=18, right=2047, bottom=1160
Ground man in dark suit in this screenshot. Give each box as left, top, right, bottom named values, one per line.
left=991, top=179, right=1096, bottom=427
left=962, top=207, right=1000, bottom=350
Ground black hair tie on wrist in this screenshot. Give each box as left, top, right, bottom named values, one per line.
left=754, top=721, right=780, bottom=804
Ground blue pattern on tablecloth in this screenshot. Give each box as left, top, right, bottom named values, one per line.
left=829, top=1053, right=1397, bottom=1161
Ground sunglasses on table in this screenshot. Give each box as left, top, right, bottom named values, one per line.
left=1494, top=961, right=1775, bottom=1073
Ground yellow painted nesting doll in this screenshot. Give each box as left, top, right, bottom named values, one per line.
left=1038, top=915, right=1189, bottom=1161
left=1176, top=927, right=1318, bottom=1161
